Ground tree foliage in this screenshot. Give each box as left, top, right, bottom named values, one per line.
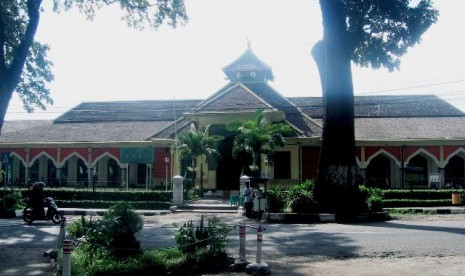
left=0, top=0, right=187, bottom=134
left=228, top=110, right=292, bottom=176
left=176, top=124, right=223, bottom=195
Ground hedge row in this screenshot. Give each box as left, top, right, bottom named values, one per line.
left=382, top=189, right=464, bottom=200
left=56, top=200, right=171, bottom=209
left=19, top=189, right=172, bottom=202
left=383, top=199, right=452, bottom=208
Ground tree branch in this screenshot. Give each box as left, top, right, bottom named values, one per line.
left=0, top=2, right=6, bottom=76
left=7, top=0, right=42, bottom=91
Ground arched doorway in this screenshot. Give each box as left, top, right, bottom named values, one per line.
left=107, top=159, right=121, bottom=187
left=62, top=155, right=88, bottom=186
left=445, top=155, right=465, bottom=187
left=216, top=135, right=248, bottom=191
left=29, top=154, right=57, bottom=184
left=366, top=154, right=391, bottom=188
left=405, top=155, right=428, bottom=188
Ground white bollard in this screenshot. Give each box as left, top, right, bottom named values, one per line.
left=256, top=226, right=263, bottom=263
left=232, top=224, right=249, bottom=271
left=57, top=217, right=66, bottom=250
left=62, top=239, right=73, bottom=276
left=239, top=224, right=247, bottom=263
left=245, top=225, right=270, bottom=275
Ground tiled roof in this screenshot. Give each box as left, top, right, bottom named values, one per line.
left=0, top=121, right=173, bottom=143
left=55, top=100, right=201, bottom=123
left=2, top=93, right=464, bottom=143
left=1, top=120, right=52, bottom=135
left=288, top=95, right=464, bottom=118
left=355, top=117, right=465, bottom=140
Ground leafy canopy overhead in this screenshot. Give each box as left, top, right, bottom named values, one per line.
left=344, top=0, right=439, bottom=71
left=0, top=0, right=187, bottom=134
left=52, top=0, right=187, bottom=29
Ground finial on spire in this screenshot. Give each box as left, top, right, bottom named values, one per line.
left=247, top=38, right=251, bottom=49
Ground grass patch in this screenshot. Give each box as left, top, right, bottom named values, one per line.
left=387, top=208, right=436, bottom=216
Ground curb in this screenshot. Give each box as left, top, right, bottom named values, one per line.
left=264, top=212, right=336, bottom=223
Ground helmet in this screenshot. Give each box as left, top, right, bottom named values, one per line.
left=32, top=181, right=46, bottom=190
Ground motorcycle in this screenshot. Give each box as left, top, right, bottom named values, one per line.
left=22, top=197, right=64, bottom=224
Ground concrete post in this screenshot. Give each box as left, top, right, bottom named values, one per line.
left=62, top=239, right=73, bottom=276
left=172, top=175, right=184, bottom=205
left=57, top=217, right=66, bottom=250
left=246, top=225, right=270, bottom=275
left=239, top=224, right=247, bottom=263
left=256, top=226, right=263, bottom=263
left=231, top=224, right=249, bottom=271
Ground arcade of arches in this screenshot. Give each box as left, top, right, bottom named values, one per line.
left=0, top=147, right=170, bottom=189
left=2, top=144, right=465, bottom=191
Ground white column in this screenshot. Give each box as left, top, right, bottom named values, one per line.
left=172, top=175, right=184, bottom=205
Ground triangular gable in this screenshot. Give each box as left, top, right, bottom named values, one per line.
left=192, top=83, right=274, bottom=113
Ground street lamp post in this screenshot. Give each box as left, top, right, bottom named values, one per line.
left=165, top=156, right=169, bottom=191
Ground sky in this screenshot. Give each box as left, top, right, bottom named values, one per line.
left=5, top=0, right=465, bottom=120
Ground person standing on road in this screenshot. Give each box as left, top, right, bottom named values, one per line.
left=243, top=182, right=255, bottom=218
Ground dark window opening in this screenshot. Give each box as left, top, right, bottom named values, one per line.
left=274, top=152, right=291, bottom=179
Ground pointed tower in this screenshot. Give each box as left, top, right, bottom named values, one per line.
left=222, top=44, right=274, bottom=83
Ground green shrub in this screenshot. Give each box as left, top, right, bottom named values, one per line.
left=367, top=194, right=383, bottom=212
left=67, top=215, right=91, bottom=238
left=359, top=185, right=384, bottom=212
left=70, top=202, right=144, bottom=260
left=0, top=189, right=23, bottom=210
left=266, top=180, right=317, bottom=214
left=175, top=215, right=230, bottom=254
left=286, top=180, right=317, bottom=213
left=266, top=186, right=286, bottom=213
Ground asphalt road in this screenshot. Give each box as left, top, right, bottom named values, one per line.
left=2, top=213, right=465, bottom=275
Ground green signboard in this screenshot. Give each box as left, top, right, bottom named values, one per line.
left=120, top=148, right=154, bottom=164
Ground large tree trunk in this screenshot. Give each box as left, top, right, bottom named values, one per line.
left=0, top=82, right=14, bottom=136
left=313, top=0, right=359, bottom=220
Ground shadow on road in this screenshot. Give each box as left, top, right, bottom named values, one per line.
left=0, top=218, right=58, bottom=275
left=358, top=220, right=465, bottom=236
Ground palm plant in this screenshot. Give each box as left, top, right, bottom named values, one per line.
left=229, top=110, right=292, bottom=177
left=176, top=124, right=223, bottom=197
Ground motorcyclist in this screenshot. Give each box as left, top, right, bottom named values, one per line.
left=30, top=182, right=47, bottom=218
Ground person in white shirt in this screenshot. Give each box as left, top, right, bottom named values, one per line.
left=243, top=182, right=255, bottom=218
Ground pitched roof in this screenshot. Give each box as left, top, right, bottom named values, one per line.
left=55, top=100, right=201, bottom=123
left=288, top=95, right=464, bottom=118
left=2, top=94, right=465, bottom=143
left=0, top=121, right=173, bottom=143
left=355, top=117, right=465, bottom=140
